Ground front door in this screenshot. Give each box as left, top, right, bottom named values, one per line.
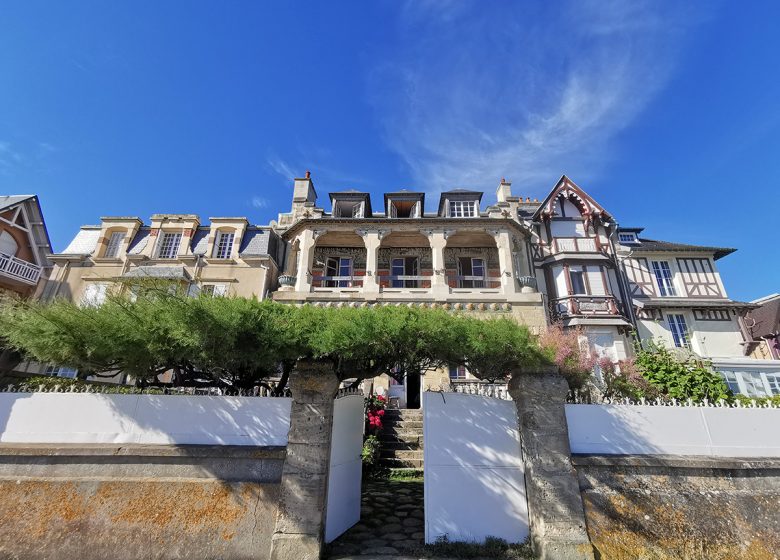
left=406, top=371, right=421, bottom=409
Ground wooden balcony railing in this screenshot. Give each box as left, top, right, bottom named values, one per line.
left=532, top=237, right=602, bottom=259
left=0, top=252, right=42, bottom=286
left=551, top=295, right=622, bottom=317
left=378, top=275, right=432, bottom=289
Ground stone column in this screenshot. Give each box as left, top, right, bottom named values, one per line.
left=269, top=359, right=340, bottom=560
left=508, top=367, right=595, bottom=560
left=491, top=229, right=520, bottom=296
left=294, top=230, right=321, bottom=293
left=357, top=229, right=384, bottom=298
left=426, top=230, right=451, bottom=299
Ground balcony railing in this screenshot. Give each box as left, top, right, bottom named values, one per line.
left=447, top=275, right=501, bottom=289
left=532, top=237, right=602, bottom=259
left=0, top=252, right=42, bottom=286
left=449, top=380, right=512, bottom=400
left=378, top=275, right=432, bottom=289
left=551, top=295, right=622, bottom=317
left=311, top=275, right=364, bottom=289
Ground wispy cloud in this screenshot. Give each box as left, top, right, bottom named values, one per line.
left=251, top=196, right=269, bottom=209
left=370, top=0, right=708, bottom=195
left=266, top=154, right=297, bottom=181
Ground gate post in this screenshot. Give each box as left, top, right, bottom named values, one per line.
left=269, top=358, right=340, bottom=560
left=508, top=366, right=595, bottom=560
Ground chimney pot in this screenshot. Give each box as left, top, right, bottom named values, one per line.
left=305, top=170, right=311, bottom=179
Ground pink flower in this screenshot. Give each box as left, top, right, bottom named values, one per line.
left=377, top=409, right=385, bottom=416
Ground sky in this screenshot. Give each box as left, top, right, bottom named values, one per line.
left=1, top=0, right=778, bottom=301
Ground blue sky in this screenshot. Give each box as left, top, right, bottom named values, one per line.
left=1, top=1, right=778, bottom=300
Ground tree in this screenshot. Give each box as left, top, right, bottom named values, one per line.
left=459, top=316, right=543, bottom=382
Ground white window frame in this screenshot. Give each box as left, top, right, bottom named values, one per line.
left=104, top=231, right=125, bottom=258
left=667, top=313, right=690, bottom=348
left=325, top=257, right=353, bottom=288
left=449, top=365, right=468, bottom=380
left=618, top=232, right=637, bottom=244
left=449, top=200, right=477, bottom=218
left=201, top=284, right=228, bottom=297
left=569, top=266, right=587, bottom=295
left=156, top=232, right=182, bottom=259
left=44, top=365, right=78, bottom=379
left=652, top=260, right=677, bottom=297
left=213, top=231, right=235, bottom=259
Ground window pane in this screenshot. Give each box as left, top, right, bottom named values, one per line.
left=652, top=261, right=677, bottom=296
left=214, top=231, right=234, bottom=259
left=569, top=269, right=586, bottom=294
left=157, top=232, right=182, bottom=259
left=667, top=314, right=689, bottom=348
left=105, top=232, right=124, bottom=258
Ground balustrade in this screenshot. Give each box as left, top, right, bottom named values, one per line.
left=0, top=252, right=42, bottom=285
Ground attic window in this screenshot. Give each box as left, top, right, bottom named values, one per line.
left=333, top=200, right=364, bottom=218
left=449, top=200, right=477, bottom=218
left=389, top=199, right=420, bottom=218
left=618, top=233, right=638, bottom=244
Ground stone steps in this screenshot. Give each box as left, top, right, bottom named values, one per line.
left=379, top=408, right=424, bottom=469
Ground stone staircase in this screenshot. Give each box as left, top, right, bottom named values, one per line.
left=379, top=408, right=424, bottom=469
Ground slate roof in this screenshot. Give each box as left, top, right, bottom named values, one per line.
left=748, top=294, right=780, bottom=339
left=127, top=227, right=152, bottom=255
left=190, top=228, right=210, bottom=255
left=632, top=238, right=736, bottom=260
left=239, top=227, right=282, bottom=265
left=61, top=228, right=101, bottom=255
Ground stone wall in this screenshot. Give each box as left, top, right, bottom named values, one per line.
left=574, top=455, right=780, bottom=560
left=0, top=443, right=285, bottom=560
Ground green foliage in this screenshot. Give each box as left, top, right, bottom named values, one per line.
left=423, top=535, right=534, bottom=559
left=601, top=358, right=661, bottom=401
left=361, top=435, right=382, bottom=472
left=537, top=323, right=596, bottom=390
left=734, top=394, right=780, bottom=407
left=633, top=341, right=732, bottom=402
left=0, top=286, right=544, bottom=389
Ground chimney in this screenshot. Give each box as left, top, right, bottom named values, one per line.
left=497, top=178, right=512, bottom=203
left=293, top=170, right=317, bottom=205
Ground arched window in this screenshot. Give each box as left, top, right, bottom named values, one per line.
left=0, top=231, right=19, bottom=256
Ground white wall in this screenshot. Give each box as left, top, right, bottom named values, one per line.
left=325, top=394, right=364, bottom=543
left=424, top=392, right=528, bottom=544
left=566, top=404, right=780, bottom=457
left=0, top=393, right=292, bottom=446
left=638, top=310, right=745, bottom=358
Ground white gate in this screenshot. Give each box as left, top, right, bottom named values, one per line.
left=324, top=393, right=364, bottom=543
left=423, top=391, right=529, bottom=544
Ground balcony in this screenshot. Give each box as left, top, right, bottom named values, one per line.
left=532, top=237, right=604, bottom=260
left=551, top=295, right=622, bottom=318
left=0, top=252, right=42, bottom=286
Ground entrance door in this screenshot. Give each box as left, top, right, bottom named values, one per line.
left=406, top=371, right=421, bottom=409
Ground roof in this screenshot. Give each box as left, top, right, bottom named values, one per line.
left=127, top=227, right=152, bottom=255
left=328, top=191, right=373, bottom=216
left=190, top=228, right=210, bottom=255
left=533, top=175, right=613, bottom=221
left=638, top=298, right=756, bottom=309
left=437, top=190, right=484, bottom=215
left=0, top=195, right=35, bottom=212
left=631, top=238, right=736, bottom=260
left=239, top=227, right=283, bottom=266
left=747, top=295, right=780, bottom=339
left=61, top=228, right=101, bottom=255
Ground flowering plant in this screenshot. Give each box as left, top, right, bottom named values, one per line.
left=365, top=394, right=386, bottom=435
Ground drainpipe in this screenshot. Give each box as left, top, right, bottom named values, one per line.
left=606, top=222, right=641, bottom=344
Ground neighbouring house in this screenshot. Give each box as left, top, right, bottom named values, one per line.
left=20, top=213, right=284, bottom=382
left=745, top=293, right=780, bottom=360
left=272, top=172, right=547, bottom=408
left=0, top=195, right=53, bottom=381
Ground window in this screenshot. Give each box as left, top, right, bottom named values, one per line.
left=44, top=365, right=78, bottom=379
left=766, top=373, right=780, bottom=395
left=104, top=231, right=124, bottom=258
left=202, top=284, right=228, bottom=297
left=389, top=200, right=420, bottom=218
left=156, top=232, right=182, bottom=259
left=325, top=257, right=352, bottom=287
left=391, top=257, right=418, bottom=288
left=618, top=232, right=637, bottom=244
left=449, top=365, right=468, bottom=380
left=81, top=282, right=108, bottom=307
left=0, top=231, right=19, bottom=256
left=667, top=313, right=690, bottom=348
left=652, top=261, right=677, bottom=296
left=569, top=268, right=587, bottom=294
left=213, top=231, right=235, bottom=259
left=449, top=200, right=476, bottom=217
left=457, top=257, right=485, bottom=288
left=721, top=371, right=741, bottom=395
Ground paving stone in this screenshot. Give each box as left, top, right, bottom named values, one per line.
left=361, top=546, right=399, bottom=555
left=402, top=517, right=422, bottom=527
left=384, top=515, right=401, bottom=523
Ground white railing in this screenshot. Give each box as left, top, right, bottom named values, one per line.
left=379, top=275, right=432, bottom=289
left=311, top=275, right=364, bottom=289
left=447, top=275, right=502, bottom=289
left=554, top=237, right=598, bottom=253
left=449, top=381, right=512, bottom=400
left=0, top=252, right=42, bottom=285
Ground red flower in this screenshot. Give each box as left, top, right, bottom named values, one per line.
left=377, top=409, right=385, bottom=416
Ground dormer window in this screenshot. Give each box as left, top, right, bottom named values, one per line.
left=333, top=200, right=364, bottom=218
left=156, top=232, right=182, bottom=259
left=389, top=199, right=420, bottom=218
left=449, top=200, right=477, bottom=218
left=618, top=232, right=638, bottom=244
left=104, top=231, right=125, bottom=258
left=213, top=231, right=235, bottom=259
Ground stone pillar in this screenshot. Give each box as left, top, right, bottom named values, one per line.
left=508, top=367, right=595, bottom=560
left=294, top=230, right=320, bottom=293
left=491, top=229, right=520, bottom=296
left=357, top=229, right=384, bottom=298
left=269, top=359, right=340, bottom=560
left=426, top=230, right=451, bottom=299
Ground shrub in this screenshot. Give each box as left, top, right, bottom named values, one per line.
left=365, top=394, right=387, bottom=435
left=361, top=435, right=382, bottom=473
left=538, top=323, right=595, bottom=389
